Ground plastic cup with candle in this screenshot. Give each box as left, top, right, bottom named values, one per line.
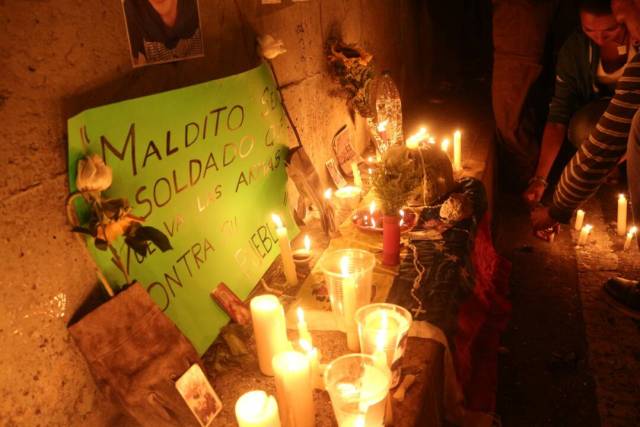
left=574, top=209, right=586, bottom=231
left=271, top=214, right=298, bottom=287
left=453, top=130, right=462, bottom=171
left=624, top=226, right=638, bottom=251
left=272, top=351, right=315, bottom=427
left=334, top=186, right=363, bottom=210
left=235, top=390, right=282, bottom=427
left=324, top=353, right=391, bottom=427
left=250, top=295, right=290, bottom=376
left=355, top=303, right=412, bottom=388
left=618, top=194, right=628, bottom=236
left=320, top=249, right=376, bottom=351
left=293, top=235, right=312, bottom=266
left=578, top=224, right=593, bottom=246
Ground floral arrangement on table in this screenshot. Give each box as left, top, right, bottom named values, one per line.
left=372, top=145, right=422, bottom=215
left=66, top=154, right=172, bottom=289
left=326, top=39, right=375, bottom=117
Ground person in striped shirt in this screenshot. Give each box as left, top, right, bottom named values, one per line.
left=532, top=0, right=640, bottom=317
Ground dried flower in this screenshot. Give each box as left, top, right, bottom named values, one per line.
left=257, top=34, right=286, bottom=60
left=76, top=154, right=112, bottom=193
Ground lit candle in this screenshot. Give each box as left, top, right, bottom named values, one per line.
left=453, top=130, right=462, bottom=171
left=441, top=138, right=450, bottom=155
left=369, top=201, right=376, bottom=216
left=250, top=295, right=290, bottom=376
left=371, top=218, right=377, bottom=229
left=296, top=307, right=312, bottom=344
left=574, top=209, right=585, bottom=231
left=406, top=127, right=427, bottom=149
left=399, top=209, right=405, bottom=227
left=618, top=194, right=628, bottom=236
left=351, top=162, right=363, bottom=187
left=235, top=390, right=282, bottom=427
left=324, top=188, right=333, bottom=200
left=341, top=256, right=359, bottom=351
left=272, top=351, right=315, bottom=427
left=624, top=226, right=637, bottom=251
left=428, top=136, right=436, bottom=145
left=271, top=214, right=298, bottom=286
left=293, top=235, right=312, bottom=265
left=299, top=339, right=322, bottom=389
left=577, top=224, right=593, bottom=246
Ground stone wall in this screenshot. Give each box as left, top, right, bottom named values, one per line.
left=0, top=0, right=429, bottom=424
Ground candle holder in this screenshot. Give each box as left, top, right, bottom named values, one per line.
left=334, top=186, right=363, bottom=210
left=320, top=249, right=376, bottom=351
left=355, top=303, right=412, bottom=388
left=324, top=353, right=391, bottom=427
left=293, top=249, right=312, bottom=266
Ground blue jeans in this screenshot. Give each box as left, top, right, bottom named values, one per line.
left=629, top=110, right=640, bottom=232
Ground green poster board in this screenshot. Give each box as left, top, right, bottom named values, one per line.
left=67, top=64, right=298, bottom=354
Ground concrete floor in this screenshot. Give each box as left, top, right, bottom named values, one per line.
left=494, top=186, right=640, bottom=426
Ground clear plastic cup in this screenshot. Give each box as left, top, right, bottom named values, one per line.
left=355, top=303, right=412, bottom=388
left=324, top=354, right=391, bottom=427
left=320, top=249, right=376, bottom=351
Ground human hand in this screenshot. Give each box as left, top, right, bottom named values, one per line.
left=522, top=181, right=546, bottom=207
left=530, top=205, right=558, bottom=231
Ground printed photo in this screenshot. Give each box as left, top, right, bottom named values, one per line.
left=175, top=364, right=222, bottom=427
left=122, top=0, right=205, bottom=67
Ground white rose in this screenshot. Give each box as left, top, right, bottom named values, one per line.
left=257, top=34, right=286, bottom=60
left=76, top=154, right=113, bottom=192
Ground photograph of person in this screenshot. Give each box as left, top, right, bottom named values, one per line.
left=122, top=0, right=204, bottom=67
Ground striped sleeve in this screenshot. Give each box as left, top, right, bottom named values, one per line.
left=549, top=57, right=640, bottom=222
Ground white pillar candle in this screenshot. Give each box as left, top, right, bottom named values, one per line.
left=351, top=162, right=363, bottom=187
left=624, top=226, right=637, bottom=251
left=235, top=390, right=282, bottom=427
left=574, top=209, right=585, bottom=231
left=577, top=224, right=593, bottom=246
left=272, top=351, right=315, bottom=427
left=296, top=307, right=312, bottom=345
left=251, top=295, right=290, bottom=376
left=341, top=256, right=359, bottom=351
left=272, top=214, right=298, bottom=286
left=299, top=339, right=322, bottom=389
left=618, top=194, right=628, bottom=236
left=453, top=130, right=462, bottom=171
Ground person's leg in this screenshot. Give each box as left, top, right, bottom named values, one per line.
left=627, top=109, right=640, bottom=230
left=567, top=98, right=611, bottom=149
left=492, top=0, right=559, bottom=186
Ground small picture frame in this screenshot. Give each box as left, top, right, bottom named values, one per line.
left=175, top=364, right=222, bottom=427
left=326, top=158, right=348, bottom=188
left=332, top=125, right=359, bottom=176
left=210, top=282, right=251, bottom=325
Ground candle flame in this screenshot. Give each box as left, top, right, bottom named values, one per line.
left=629, top=226, right=638, bottom=236
left=371, top=218, right=377, bottom=228
left=454, top=129, right=461, bottom=138
left=406, top=127, right=427, bottom=148
left=441, top=138, right=450, bottom=152
left=368, top=168, right=373, bottom=175
left=369, top=201, right=376, bottom=215
left=340, top=256, right=350, bottom=277
left=377, top=119, right=389, bottom=132
left=297, top=306, right=305, bottom=323
left=271, top=213, right=283, bottom=228
left=428, top=136, right=436, bottom=145
left=368, top=155, right=375, bottom=163
left=584, top=224, right=593, bottom=232
left=324, top=188, right=332, bottom=200
left=399, top=209, right=405, bottom=218
left=619, top=194, right=627, bottom=201
left=304, top=235, right=311, bottom=251
left=299, top=338, right=312, bottom=353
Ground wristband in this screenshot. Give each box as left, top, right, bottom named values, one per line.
left=528, top=175, right=548, bottom=188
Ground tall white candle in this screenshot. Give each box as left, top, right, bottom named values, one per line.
left=272, top=214, right=298, bottom=286
left=624, top=226, right=637, bottom=251
left=340, top=256, right=359, bottom=351
left=299, top=339, right=322, bottom=389
left=453, top=130, right=462, bottom=171
left=235, top=390, right=282, bottom=427
left=250, top=295, right=290, bottom=376
left=351, top=162, right=363, bottom=187
left=578, top=224, right=593, bottom=246
left=296, top=307, right=312, bottom=345
left=618, top=194, right=628, bottom=236
left=272, top=351, right=315, bottom=427
left=574, top=209, right=585, bottom=231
